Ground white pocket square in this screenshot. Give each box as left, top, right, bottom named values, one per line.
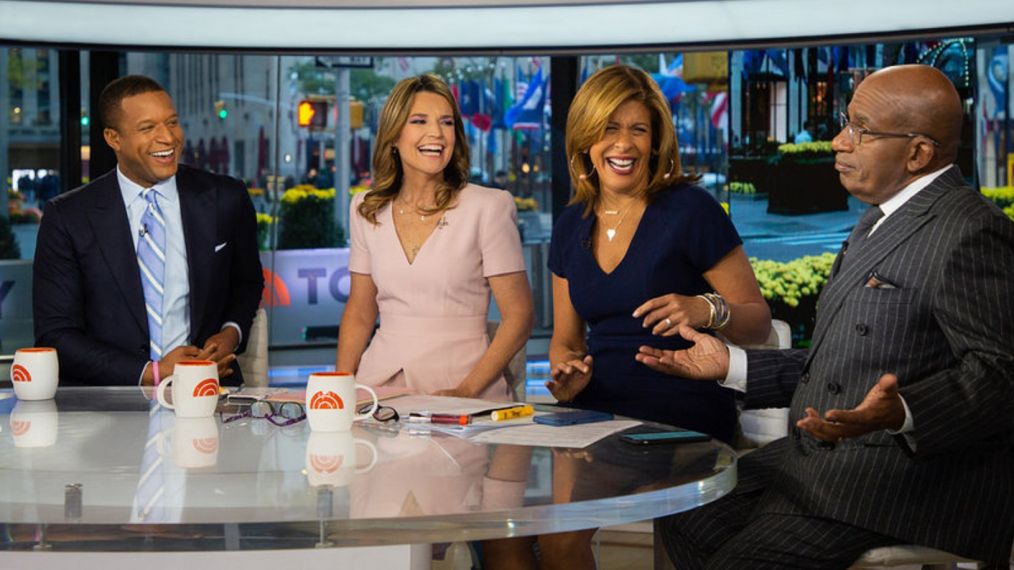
left=214, top=242, right=228, bottom=253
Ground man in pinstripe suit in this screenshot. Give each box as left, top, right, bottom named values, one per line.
left=638, top=65, right=1014, bottom=568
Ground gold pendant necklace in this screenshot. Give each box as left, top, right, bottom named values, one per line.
left=600, top=204, right=631, bottom=242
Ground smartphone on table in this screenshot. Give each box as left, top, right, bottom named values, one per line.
left=532, top=410, right=614, bottom=426
left=620, top=429, right=710, bottom=445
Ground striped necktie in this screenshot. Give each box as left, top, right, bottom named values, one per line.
left=137, top=189, right=166, bottom=361
left=133, top=402, right=166, bottom=522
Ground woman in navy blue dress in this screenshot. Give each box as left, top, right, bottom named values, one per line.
left=510, top=63, right=772, bottom=570
left=484, top=65, right=771, bottom=570
left=546, top=65, right=770, bottom=446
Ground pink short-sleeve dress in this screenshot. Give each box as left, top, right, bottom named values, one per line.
left=347, top=184, right=526, bottom=401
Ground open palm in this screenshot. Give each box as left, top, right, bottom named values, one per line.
left=635, top=325, right=729, bottom=380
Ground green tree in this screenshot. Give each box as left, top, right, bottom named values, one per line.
left=350, top=68, right=395, bottom=104
left=288, top=58, right=396, bottom=105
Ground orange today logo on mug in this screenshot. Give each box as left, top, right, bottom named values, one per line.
left=192, top=378, right=219, bottom=398
left=310, top=454, right=344, bottom=473
left=309, top=391, right=345, bottom=410
left=193, top=437, right=218, bottom=454
left=11, top=364, right=31, bottom=383
left=10, top=420, right=30, bottom=436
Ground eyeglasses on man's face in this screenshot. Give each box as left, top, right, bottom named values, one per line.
left=223, top=400, right=305, bottom=426
left=838, top=113, right=941, bottom=148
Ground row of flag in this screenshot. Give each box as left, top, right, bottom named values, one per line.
left=449, top=54, right=734, bottom=153
left=453, top=65, right=548, bottom=133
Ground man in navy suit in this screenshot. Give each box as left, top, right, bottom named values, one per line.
left=33, top=75, right=263, bottom=386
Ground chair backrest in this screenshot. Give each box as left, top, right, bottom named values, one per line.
left=237, top=308, right=269, bottom=387
left=736, top=319, right=791, bottom=449
left=487, top=321, right=527, bottom=402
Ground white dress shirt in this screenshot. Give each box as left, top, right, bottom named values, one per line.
left=722, top=165, right=956, bottom=437
left=118, top=167, right=191, bottom=352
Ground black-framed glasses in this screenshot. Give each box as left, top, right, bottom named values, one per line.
left=223, top=400, right=305, bottom=426
left=838, top=112, right=940, bottom=148
left=358, top=403, right=399, bottom=423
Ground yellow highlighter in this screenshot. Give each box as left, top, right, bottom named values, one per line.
left=490, top=404, right=535, bottom=422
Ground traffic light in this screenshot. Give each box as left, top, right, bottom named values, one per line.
left=298, top=100, right=328, bottom=129
left=350, top=100, right=364, bottom=130
left=214, top=100, right=228, bottom=121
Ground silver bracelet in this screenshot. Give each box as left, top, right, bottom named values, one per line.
left=696, top=294, right=717, bottom=328
left=704, top=292, right=731, bottom=330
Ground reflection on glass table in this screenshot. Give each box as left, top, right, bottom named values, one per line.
left=0, top=387, right=735, bottom=556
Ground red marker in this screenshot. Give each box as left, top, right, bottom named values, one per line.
left=407, top=413, right=472, bottom=426
left=429, top=414, right=472, bottom=426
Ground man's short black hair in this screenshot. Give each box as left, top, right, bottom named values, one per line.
left=98, top=75, right=166, bottom=130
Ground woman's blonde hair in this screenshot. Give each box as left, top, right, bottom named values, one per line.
left=358, top=74, right=470, bottom=224
left=565, top=64, right=693, bottom=216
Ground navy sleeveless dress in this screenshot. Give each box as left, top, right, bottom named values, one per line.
left=548, top=184, right=741, bottom=444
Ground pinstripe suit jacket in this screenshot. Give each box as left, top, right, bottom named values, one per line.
left=740, top=166, right=1014, bottom=561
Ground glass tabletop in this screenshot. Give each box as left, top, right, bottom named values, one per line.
left=0, top=387, right=736, bottom=551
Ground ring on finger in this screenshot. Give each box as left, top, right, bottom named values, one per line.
left=664, top=317, right=673, bottom=327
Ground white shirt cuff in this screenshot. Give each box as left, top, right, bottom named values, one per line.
left=887, top=394, right=916, bottom=450
left=223, top=322, right=243, bottom=345
left=888, top=394, right=915, bottom=434
left=718, top=344, right=748, bottom=393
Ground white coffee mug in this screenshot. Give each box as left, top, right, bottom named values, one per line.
left=305, top=431, right=377, bottom=487
left=11, top=347, right=59, bottom=401
left=305, top=372, right=378, bottom=432
left=10, top=400, right=59, bottom=448
left=162, top=416, right=220, bottom=469
left=157, top=360, right=220, bottom=418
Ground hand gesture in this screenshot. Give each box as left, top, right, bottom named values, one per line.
left=796, top=373, right=905, bottom=442
left=147, top=345, right=200, bottom=385
left=546, top=355, right=593, bottom=402
left=635, top=325, right=729, bottom=380
left=201, top=327, right=240, bottom=379
left=632, top=293, right=711, bottom=336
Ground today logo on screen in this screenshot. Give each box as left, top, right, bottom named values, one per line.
left=309, top=391, right=345, bottom=410
left=11, top=364, right=31, bottom=383
left=192, top=378, right=219, bottom=398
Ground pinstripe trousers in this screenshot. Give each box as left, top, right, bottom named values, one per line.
left=658, top=447, right=899, bottom=569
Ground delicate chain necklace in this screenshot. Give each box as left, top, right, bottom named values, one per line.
left=598, top=203, right=632, bottom=242
left=396, top=199, right=430, bottom=222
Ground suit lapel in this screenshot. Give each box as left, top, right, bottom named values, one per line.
left=177, top=165, right=216, bottom=336
left=87, top=171, right=148, bottom=334
left=805, top=167, right=961, bottom=367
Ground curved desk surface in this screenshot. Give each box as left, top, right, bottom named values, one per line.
left=0, top=387, right=735, bottom=553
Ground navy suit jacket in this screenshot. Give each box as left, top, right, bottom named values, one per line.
left=33, top=164, right=264, bottom=386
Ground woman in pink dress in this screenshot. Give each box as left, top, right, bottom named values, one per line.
left=336, top=74, right=533, bottom=402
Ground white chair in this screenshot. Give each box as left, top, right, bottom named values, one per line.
left=735, top=319, right=792, bottom=449
left=236, top=308, right=269, bottom=388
